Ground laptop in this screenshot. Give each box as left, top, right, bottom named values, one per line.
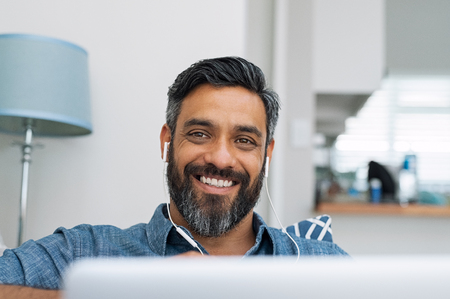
left=63, top=255, right=450, bottom=299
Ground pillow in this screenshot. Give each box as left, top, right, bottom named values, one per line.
left=286, top=215, right=333, bottom=242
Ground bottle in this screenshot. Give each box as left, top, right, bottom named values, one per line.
left=370, top=178, right=382, bottom=204
left=398, top=154, right=418, bottom=206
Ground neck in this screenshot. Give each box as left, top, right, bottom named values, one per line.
left=168, top=201, right=256, bottom=255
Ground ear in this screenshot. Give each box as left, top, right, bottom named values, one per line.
left=160, top=124, right=171, bottom=161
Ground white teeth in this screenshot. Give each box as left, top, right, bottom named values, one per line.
left=200, top=176, right=233, bottom=188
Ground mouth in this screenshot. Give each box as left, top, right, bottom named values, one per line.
left=194, top=175, right=238, bottom=188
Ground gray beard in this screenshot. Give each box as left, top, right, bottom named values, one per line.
left=167, top=151, right=264, bottom=238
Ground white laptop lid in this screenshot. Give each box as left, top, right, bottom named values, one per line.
left=63, top=256, right=450, bottom=299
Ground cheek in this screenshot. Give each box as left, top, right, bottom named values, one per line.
left=242, top=157, right=264, bottom=178
left=174, top=145, right=203, bottom=170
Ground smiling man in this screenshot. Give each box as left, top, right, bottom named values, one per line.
left=0, top=57, right=347, bottom=298
left=162, top=83, right=270, bottom=255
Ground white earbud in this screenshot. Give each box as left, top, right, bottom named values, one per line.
left=163, top=142, right=169, bottom=163
left=264, top=156, right=270, bottom=178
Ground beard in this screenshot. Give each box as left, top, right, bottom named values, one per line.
left=166, top=148, right=265, bottom=238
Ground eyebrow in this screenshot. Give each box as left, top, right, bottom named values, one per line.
left=234, top=125, right=263, bottom=138
left=183, top=118, right=214, bottom=129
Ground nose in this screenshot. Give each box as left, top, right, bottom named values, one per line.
left=203, top=138, right=236, bottom=170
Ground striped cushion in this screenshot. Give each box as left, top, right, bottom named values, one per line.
left=286, top=215, right=333, bottom=242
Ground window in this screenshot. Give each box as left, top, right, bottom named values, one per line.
left=332, top=75, right=450, bottom=194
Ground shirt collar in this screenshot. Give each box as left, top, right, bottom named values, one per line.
left=244, top=210, right=276, bottom=256
left=146, top=203, right=174, bottom=256
left=146, top=203, right=275, bottom=256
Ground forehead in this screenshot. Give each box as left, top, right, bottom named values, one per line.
left=176, top=84, right=267, bottom=135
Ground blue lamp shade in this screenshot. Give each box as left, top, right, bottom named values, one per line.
left=0, top=34, right=92, bottom=136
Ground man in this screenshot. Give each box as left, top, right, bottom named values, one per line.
left=0, top=57, right=347, bottom=298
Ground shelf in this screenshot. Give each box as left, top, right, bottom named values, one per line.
left=316, top=202, right=450, bottom=217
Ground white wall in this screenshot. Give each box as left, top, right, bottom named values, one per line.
left=387, top=0, right=450, bottom=73
left=312, top=0, right=385, bottom=94
left=0, top=0, right=246, bottom=247
left=270, top=0, right=316, bottom=226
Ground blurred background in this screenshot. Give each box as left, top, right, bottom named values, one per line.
left=0, top=0, right=448, bottom=255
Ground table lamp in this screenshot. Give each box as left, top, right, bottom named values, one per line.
left=0, top=34, right=92, bottom=247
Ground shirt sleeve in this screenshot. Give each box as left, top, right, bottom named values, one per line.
left=0, top=223, right=153, bottom=289
left=0, top=229, right=78, bottom=290
left=297, top=237, right=350, bottom=256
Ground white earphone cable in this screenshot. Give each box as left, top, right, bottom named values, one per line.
left=265, top=177, right=300, bottom=263
left=163, top=155, right=204, bottom=255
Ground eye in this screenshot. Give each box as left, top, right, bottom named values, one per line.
left=186, top=131, right=210, bottom=144
left=236, top=138, right=255, bottom=145
left=191, top=132, right=207, bottom=138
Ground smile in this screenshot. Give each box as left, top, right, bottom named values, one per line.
left=197, top=175, right=236, bottom=188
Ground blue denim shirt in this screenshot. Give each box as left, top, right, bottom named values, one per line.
left=0, top=204, right=347, bottom=289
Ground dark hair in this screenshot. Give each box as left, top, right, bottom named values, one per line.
left=166, top=57, right=280, bottom=146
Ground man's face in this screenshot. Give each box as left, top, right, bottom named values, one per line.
left=162, top=84, right=273, bottom=238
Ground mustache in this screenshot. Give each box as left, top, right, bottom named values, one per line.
left=183, top=163, right=250, bottom=185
